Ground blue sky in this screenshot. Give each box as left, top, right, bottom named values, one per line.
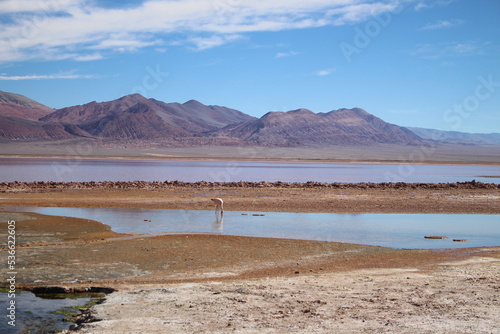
left=0, top=0, right=499, bottom=133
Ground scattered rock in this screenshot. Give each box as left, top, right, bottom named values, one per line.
left=1, top=180, right=498, bottom=193
left=424, top=236, right=448, bottom=239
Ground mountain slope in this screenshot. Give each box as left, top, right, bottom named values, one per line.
left=0, top=115, right=80, bottom=141
left=150, top=99, right=255, bottom=133
left=41, top=94, right=255, bottom=139
left=0, top=91, right=53, bottom=120
left=408, top=127, right=500, bottom=145
left=0, top=92, right=443, bottom=147
left=219, top=107, right=422, bottom=146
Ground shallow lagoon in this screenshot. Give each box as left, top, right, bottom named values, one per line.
left=1, top=158, right=499, bottom=183
left=6, top=206, right=499, bottom=249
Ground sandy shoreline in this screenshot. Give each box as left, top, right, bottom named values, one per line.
left=1, top=142, right=500, bottom=164
left=1, top=181, right=499, bottom=214
left=3, top=153, right=500, bottom=166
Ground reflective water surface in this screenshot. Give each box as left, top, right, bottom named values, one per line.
left=6, top=206, right=499, bottom=249
left=1, top=157, right=499, bottom=183
left=0, top=291, right=92, bottom=334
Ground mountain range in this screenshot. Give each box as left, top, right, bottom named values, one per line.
left=0, top=90, right=498, bottom=147
left=407, top=127, right=500, bottom=145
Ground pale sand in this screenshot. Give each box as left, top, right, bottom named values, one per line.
left=2, top=142, right=500, bottom=164
left=71, top=256, right=499, bottom=334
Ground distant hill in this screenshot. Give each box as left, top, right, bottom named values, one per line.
left=40, top=94, right=253, bottom=139
left=2, top=91, right=497, bottom=148
left=408, top=127, right=500, bottom=145
left=0, top=91, right=68, bottom=140
left=39, top=94, right=256, bottom=140
left=218, top=108, right=422, bottom=146
left=0, top=91, right=53, bottom=121
left=0, top=116, right=81, bottom=141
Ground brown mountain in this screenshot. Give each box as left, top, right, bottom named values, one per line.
left=218, top=107, right=423, bottom=146
left=0, top=92, right=424, bottom=146
left=0, top=91, right=72, bottom=140
left=0, top=91, right=53, bottom=120
left=0, top=116, right=81, bottom=141
left=40, top=94, right=255, bottom=140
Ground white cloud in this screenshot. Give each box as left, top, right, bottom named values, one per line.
left=328, top=2, right=401, bottom=25
left=187, top=34, right=243, bottom=51
left=412, top=41, right=488, bottom=59
left=276, top=51, right=299, bottom=58
left=315, top=68, right=335, bottom=76
left=74, top=53, right=104, bottom=61
left=0, top=0, right=81, bottom=14
left=0, top=73, right=98, bottom=80
left=414, top=0, right=453, bottom=11
left=0, top=0, right=408, bottom=62
left=419, top=19, right=463, bottom=31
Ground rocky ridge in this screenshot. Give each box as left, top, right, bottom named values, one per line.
left=1, top=91, right=425, bottom=146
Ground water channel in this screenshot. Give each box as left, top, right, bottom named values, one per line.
left=6, top=206, right=499, bottom=249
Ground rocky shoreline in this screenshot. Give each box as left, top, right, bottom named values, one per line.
left=1, top=180, right=499, bottom=192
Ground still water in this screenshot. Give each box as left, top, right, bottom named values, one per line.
left=6, top=206, right=499, bottom=249
left=0, top=291, right=92, bottom=334
left=0, top=157, right=499, bottom=183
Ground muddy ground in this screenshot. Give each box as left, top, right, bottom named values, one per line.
left=1, top=181, right=499, bottom=214
left=0, top=211, right=480, bottom=287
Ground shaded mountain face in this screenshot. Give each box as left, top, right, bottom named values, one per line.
left=39, top=94, right=256, bottom=140
left=0, top=91, right=68, bottom=140
left=219, top=107, right=423, bottom=146
left=0, top=91, right=53, bottom=121
left=0, top=116, right=80, bottom=141
left=151, top=98, right=256, bottom=133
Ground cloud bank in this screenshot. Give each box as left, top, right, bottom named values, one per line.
left=0, top=73, right=98, bottom=80
left=0, top=0, right=404, bottom=62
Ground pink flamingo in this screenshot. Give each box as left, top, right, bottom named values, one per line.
left=211, top=198, right=224, bottom=216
